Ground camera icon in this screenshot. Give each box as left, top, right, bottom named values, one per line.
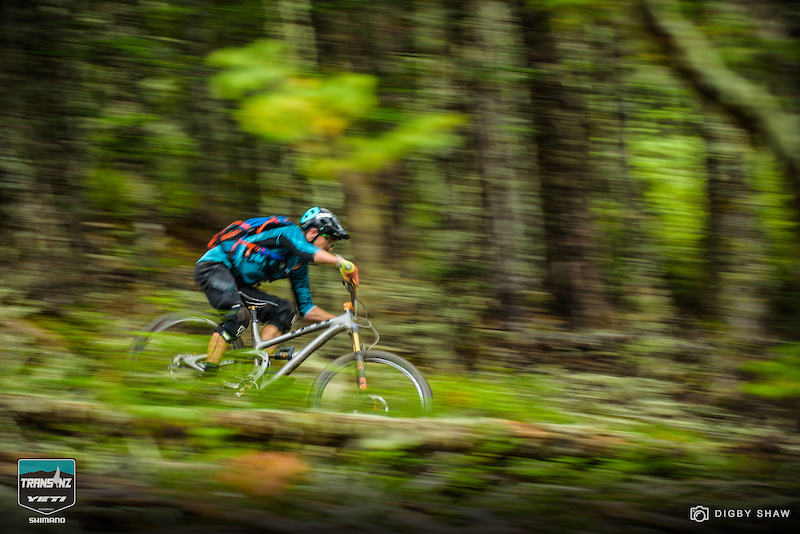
left=690, top=505, right=710, bottom=523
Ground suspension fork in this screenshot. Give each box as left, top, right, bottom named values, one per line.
left=350, top=324, right=367, bottom=391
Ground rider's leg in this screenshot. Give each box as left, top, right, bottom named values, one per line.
left=206, top=331, right=229, bottom=365
left=252, top=293, right=297, bottom=354
left=260, top=324, right=282, bottom=350
left=194, top=262, right=249, bottom=372
left=205, top=305, right=250, bottom=372
left=241, top=289, right=297, bottom=352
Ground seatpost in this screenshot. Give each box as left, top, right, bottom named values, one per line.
left=249, top=306, right=259, bottom=344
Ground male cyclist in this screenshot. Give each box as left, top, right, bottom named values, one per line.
left=194, top=207, right=359, bottom=374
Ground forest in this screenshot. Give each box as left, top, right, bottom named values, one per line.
left=1, top=0, right=800, bottom=532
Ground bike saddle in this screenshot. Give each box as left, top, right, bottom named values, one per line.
left=238, top=291, right=273, bottom=308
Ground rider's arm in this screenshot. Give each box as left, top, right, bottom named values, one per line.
left=313, top=250, right=359, bottom=285
left=312, top=249, right=339, bottom=265
left=288, top=267, right=334, bottom=321
left=288, top=262, right=317, bottom=317
left=273, top=226, right=358, bottom=284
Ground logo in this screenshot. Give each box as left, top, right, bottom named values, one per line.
left=18, top=459, right=76, bottom=515
left=690, top=505, right=710, bottom=523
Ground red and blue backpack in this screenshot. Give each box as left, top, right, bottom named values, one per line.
left=207, top=216, right=292, bottom=260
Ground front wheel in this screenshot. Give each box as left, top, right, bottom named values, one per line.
left=309, top=350, right=432, bottom=416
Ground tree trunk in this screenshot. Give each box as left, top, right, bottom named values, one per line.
left=0, top=0, right=84, bottom=294
left=469, top=0, right=530, bottom=325
left=702, top=112, right=770, bottom=337
left=583, top=20, right=676, bottom=326
left=518, top=3, right=614, bottom=328
left=339, top=172, right=387, bottom=267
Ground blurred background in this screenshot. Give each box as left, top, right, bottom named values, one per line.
left=1, top=0, right=800, bottom=532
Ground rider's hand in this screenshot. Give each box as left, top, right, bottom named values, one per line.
left=338, top=258, right=359, bottom=287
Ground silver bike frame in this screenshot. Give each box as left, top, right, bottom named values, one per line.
left=245, top=307, right=359, bottom=389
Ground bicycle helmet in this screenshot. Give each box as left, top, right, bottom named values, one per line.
left=300, top=207, right=350, bottom=240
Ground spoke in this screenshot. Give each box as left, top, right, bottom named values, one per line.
left=312, top=352, right=432, bottom=417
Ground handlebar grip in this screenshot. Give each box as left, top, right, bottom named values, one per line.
left=338, top=260, right=356, bottom=277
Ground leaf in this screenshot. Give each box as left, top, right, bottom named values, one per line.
left=306, top=113, right=466, bottom=178
left=207, top=40, right=295, bottom=100
left=237, top=93, right=318, bottom=142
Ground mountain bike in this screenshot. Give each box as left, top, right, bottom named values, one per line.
left=128, top=282, right=432, bottom=416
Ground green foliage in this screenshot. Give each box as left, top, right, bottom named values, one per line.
left=533, top=0, right=619, bottom=24
left=207, top=39, right=464, bottom=178
left=208, top=40, right=377, bottom=143
left=84, top=165, right=139, bottom=220
left=207, top=41, right=297, bottom=100
left=430, top=372, right=577, bottom=423
left=186, top=426, right=239, bottom=449
left=630, top=133, right=708, bottom=293
left=742, top=344, right=800, bottom=399
left=750, top=150, right=800, bottom=273
left=306, top=113, right=466, bottom=178
left=86, top=107, right=200, bottom=221
left=236, top=74, right=377, bottom=143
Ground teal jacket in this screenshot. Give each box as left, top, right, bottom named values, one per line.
left=197, top=223, right=321, bottom=316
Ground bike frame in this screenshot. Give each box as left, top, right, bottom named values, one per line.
left=179, top=284, right=368, bottom=396
left=248, top=306, right=360, bottom=389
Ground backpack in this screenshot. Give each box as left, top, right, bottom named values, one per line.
left=207, top=216, right=292, bottom=260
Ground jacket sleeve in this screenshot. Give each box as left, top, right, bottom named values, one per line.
left=289, top=262, right=316, bottom=317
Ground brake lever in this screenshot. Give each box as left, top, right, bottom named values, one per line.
left=343, top=280, right=357, bottom=304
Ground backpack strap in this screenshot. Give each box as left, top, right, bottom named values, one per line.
left=230, top=237, right=287, bottom=262
left=207, top=220, right=246, bottom=249
left=254, top=216, right=282, bottom=234
left=230, top=239, right=262, bottom=259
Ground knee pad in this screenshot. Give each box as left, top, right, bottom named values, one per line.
left=216, top=305, right=251, bottom=342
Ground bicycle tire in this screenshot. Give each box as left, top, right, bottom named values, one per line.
left=128, top=312, right=252, bottom=387
left=309, top=350, right=433, bottom=416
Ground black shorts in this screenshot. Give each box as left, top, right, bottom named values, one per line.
left=194, top=261, right=297, bottom=332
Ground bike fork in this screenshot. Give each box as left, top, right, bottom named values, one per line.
left=351, top=325, right=367, bottom=391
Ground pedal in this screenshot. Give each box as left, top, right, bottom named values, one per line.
left=272, top=346, right=295, bottom=360
left=235, top=378, right=257, bottom=397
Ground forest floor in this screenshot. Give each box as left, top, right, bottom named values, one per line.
left=2, top=356, right=799, bottom=533
left=1, top=262, right=799, bottom=533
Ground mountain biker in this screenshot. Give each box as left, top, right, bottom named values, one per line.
left=194, top=207, right=359, bottom=374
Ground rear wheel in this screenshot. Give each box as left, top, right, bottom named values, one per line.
left=309, top=350, right=432, bottom=416
left=128, top=313, right=261, bottom=389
